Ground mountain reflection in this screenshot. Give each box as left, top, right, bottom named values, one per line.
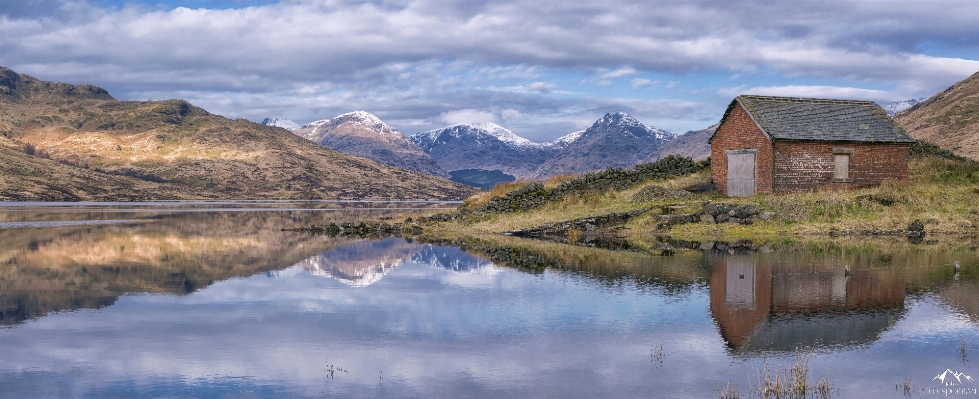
left=0, top=209, right=366, bottom=326
left=296, top=238, right=492, bottom=286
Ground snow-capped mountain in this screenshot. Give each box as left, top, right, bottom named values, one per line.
left=260, top=117, right=300, bottom=131
left=409, top=122, right=560, bottom=179
left=531, top=112, right=676, bottom=178
left=882, top=97, right=927, bottom=116
left=293, top=111, right=448, bottom=178
left=551, top=130, right=584, bottom=147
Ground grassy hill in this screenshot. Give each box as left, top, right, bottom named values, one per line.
left=420, top=150, right=979, bottom=242
left=0, top=67, right=476, bottom=200
left=894, top=70, right=979, bottom=160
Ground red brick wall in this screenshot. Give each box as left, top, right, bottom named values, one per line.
left=711, top=103, right=774, bottom=195
left=772, top=142, right=909, bottom=193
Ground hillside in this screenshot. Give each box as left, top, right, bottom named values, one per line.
left=294, top=112, right=448, bottom=178
left=653, top=124, right=716, bottom=161
left=894, top=71, right=979, bottom=159
left=0, top=67, right=475, bottom=200
left=530, top=112, right=675, bottom=178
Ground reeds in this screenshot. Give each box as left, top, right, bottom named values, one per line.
left=717, top=380, right=741, bottom=399
left=752, top=351, right=836, bottom=399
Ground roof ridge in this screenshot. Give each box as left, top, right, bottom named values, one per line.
left=738, top=95, right=877, bottom=106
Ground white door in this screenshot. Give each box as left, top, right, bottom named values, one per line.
left=727, top=152, right=756, bottom=197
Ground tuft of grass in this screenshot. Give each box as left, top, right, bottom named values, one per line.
left=717, top=380, right=741, bottom=399
left=752, top=351, right=837, bottom=399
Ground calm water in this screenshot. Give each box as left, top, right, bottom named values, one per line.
left=1, top=203, right=978, bottom=398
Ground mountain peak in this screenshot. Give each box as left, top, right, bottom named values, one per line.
left=304, top=111, right=399, bottom=135
left=260, top=117, right=300, bottom=131
left=552, top=130, right=585, bottom=146
left=589, top=112, right=674, bottom=140
left=412, top=122, right=534, bottom=147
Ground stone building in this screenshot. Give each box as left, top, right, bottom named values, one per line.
left=709, top=95, right=915, bottom=196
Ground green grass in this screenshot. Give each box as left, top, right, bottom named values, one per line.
left=436, top=153, right=979, bottom=242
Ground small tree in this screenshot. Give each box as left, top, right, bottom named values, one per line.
left=23, top=143, right=35, bottom=155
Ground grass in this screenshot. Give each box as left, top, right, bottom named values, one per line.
left=434, top=152, right=979, bottom=243
left=752, top=352, right=836, bottom=399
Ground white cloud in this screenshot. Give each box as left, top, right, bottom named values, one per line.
left=600, top=67, right=636, bottom=79
left=718, top=85, right=895, bottom=102
left=630, top=78, right=656, bottom=89
left=3, top=0, right=979, bottom=141
left=439, top=109, right=498, bottom=125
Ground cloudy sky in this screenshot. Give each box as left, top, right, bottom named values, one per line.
left=3, top=0, right=979, bottom=141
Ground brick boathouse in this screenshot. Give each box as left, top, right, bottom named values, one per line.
left=709, top=95, right=916, bottom=196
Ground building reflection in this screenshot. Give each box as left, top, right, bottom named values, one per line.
left=708, top=251, right=905, bottom=354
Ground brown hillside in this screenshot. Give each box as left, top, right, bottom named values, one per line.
left=0, top=67, right=476, bottom=200
left=894, top=71, right=979, bottom=159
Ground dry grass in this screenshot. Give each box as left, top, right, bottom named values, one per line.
left=439, top=154, right=979, bottom=242
left=753, top=352, right=837, bottom=399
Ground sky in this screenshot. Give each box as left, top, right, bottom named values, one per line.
left=2, top=0, right=979, bottom=142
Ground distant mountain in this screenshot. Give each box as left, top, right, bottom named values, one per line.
left=293, top=111, right=449, bottom=178
left=409, top=122, right=560, bottom=179
left=653, top=124, right=717, bottom=161
left=530, top=112, right=676, bottom=178
left=260, top=117, right=300, bottom=131
left=551, top=130, right=585, bottom=147
left=894, top=71, right=979, bottom=159
left=0, top=67, right=474, bottom=200
left=882, top=98, right=927, bottom=116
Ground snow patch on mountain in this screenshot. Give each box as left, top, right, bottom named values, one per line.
left=411, top=122, right=538, bottom=147
left=302, top=111, right=400, bottom=136
left=595, top=112, right=675, bottom=140
left=261, top=117, right=300, bottom=131
left=552, top=130, right=585, bottom=146
left=882, top=98, right=927, bottom=116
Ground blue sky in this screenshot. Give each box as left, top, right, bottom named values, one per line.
left=3, top=0, right=979, bottom=141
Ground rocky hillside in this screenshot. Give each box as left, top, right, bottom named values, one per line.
left=409, top=122, right=560, bottom=179
left=894, top=71, right=979, bottom=160
left=652, top=124, right=716, bottom=161
left=530, top=112, right=676, bottom=178
left=0, top=67, right=475, bottom=200
left=293, top=112, right=448, bottom=178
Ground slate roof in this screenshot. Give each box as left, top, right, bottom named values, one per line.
left=714, top=95, right=915, bottom=143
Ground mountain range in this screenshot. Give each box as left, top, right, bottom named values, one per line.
left=0, top=67, right=475, bottom=200
left=275, top=110, right=710, bottom=187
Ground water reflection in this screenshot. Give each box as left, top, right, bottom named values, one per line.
left=0, top=202, right=451, bottom=326
left=297, top=238, right=494, bottom=286
left=3, top=209, right=979, bottom=398
left=708, top=252, right=905, bottom=353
